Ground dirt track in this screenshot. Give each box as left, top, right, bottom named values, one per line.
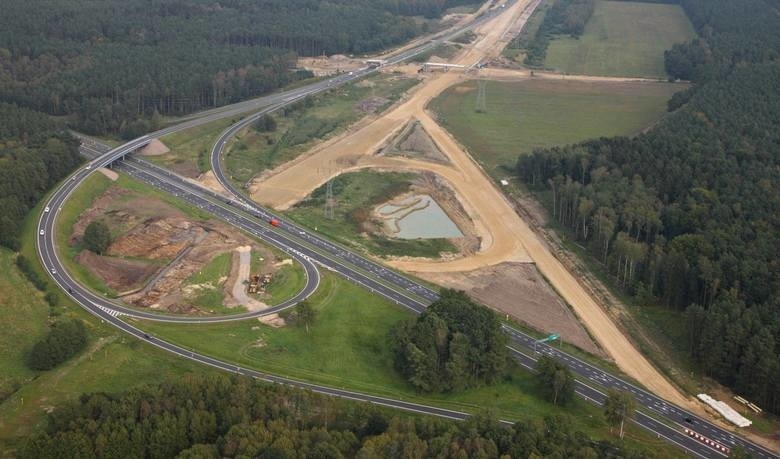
left=246, top=0, right=694, bottom=409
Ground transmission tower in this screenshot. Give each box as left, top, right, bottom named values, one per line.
left=475, top=79, right=487, bottom=113
left=324, top=178, right=336, bottom=219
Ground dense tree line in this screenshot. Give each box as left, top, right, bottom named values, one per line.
left=28, top=319, right=88, bottom=371
left=0, top=103, right=81, bottom=250
left=516, top=0, right=780, bottom=412
left=0, top=0, right=467, bottom=136
left=22, top=374, right=661, bottom=458
left=390, top=290, right=507, bottom=392
left=535, top=356, right=576, bottom=405
left=524, top=0, right=595, bottom=66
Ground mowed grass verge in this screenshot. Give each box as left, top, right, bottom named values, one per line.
left=134, top=273, right=685, bottom=457
left=152, top=118, right=234, bottom=176
left=430, top=78, right=683, bottom=177
left=544, top=0, right=696, bottom=78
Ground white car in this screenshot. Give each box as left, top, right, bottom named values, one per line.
left=44, top=206, right=50, bottom=213
left=39, top=229, right=45, bottom=235
left=86, top=165, right=91, bottom=170
left=50, top=268, right=57, bottom=274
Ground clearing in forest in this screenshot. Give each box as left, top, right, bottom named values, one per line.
left=544, top=0, right=696, bottom=78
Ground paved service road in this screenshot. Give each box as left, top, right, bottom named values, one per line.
left=38, top=1, right=777, bottom=457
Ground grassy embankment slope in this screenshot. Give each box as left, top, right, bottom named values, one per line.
left=544, top=0, right=696, bottom=78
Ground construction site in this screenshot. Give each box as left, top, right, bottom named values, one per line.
left=68, top=178, right=294, bottom=320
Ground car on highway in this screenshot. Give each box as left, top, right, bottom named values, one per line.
left=39, top=229, right=45, bottom=235
left=44, top=206, right=50, bottom=212
left=50, top=268, right=56, bottom=274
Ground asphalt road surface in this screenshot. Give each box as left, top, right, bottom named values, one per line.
left=37, top=1, right=777, bottom=456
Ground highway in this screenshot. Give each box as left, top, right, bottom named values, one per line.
left=36, top=0, right=778, bottom=457
left=81, top=97, right=776, bottom=459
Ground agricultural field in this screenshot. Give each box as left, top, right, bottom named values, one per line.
left=544, top=0, right=696, bottom=78
left=430, top=78, right=683, bottom=177
left=224, top=74, right=420, bottom=187
left=135, top=273, right=685, bottom=457
left=285, top=170, right=460, bottom=259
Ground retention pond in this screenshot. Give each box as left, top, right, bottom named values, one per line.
left=377, top=194, right=462, bottom=239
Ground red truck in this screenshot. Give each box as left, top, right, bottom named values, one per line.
left=269, top=218, right=280, bottom=227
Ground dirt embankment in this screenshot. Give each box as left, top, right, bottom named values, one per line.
left=378, top=119, right=450, bottom=165
left=297, top=55, right=363, bottom=76
left=71, top=185, right=287, bottom=315
left=75, top=250, right=158, bottom=293
left=417, top=262, right=603, bottom=356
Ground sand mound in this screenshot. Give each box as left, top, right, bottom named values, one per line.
left=139, top=139, right=170, bottom=156
left=97, top=167, right=118, bottom=181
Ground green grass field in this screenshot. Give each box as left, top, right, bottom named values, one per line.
left=0, top=200, right=210, bottom=452
left=430, top=78, right=683, bottom=177
left=224, top=74, right=419, bottom=187
left=544, top=0, right=696, bottom=78
left=153, top=118, right=234, bottom=176
left=135, top=273, right=684, bottom=457
left=286, top=170, right=458, bottom=259
left=0, top=249, right=50, bottom=404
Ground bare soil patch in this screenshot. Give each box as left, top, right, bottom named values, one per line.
left=97, top=167, right=118, bottom=181
left=194, top=170, right=228, bottom=194
left=378, top=120, right=450, bottom=164
left=75, top=250, right=158, bottom=293
left=72, top=185, right=287, bottom=315
left=169, top=160, right=200, bottom=178
left=416, top=262, right=603, bottom=355
left=355, top=96, right=390, bottom=114
left=297, top=55, right=363, bottom=76
left=139, top=139, right=170, bottom=156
